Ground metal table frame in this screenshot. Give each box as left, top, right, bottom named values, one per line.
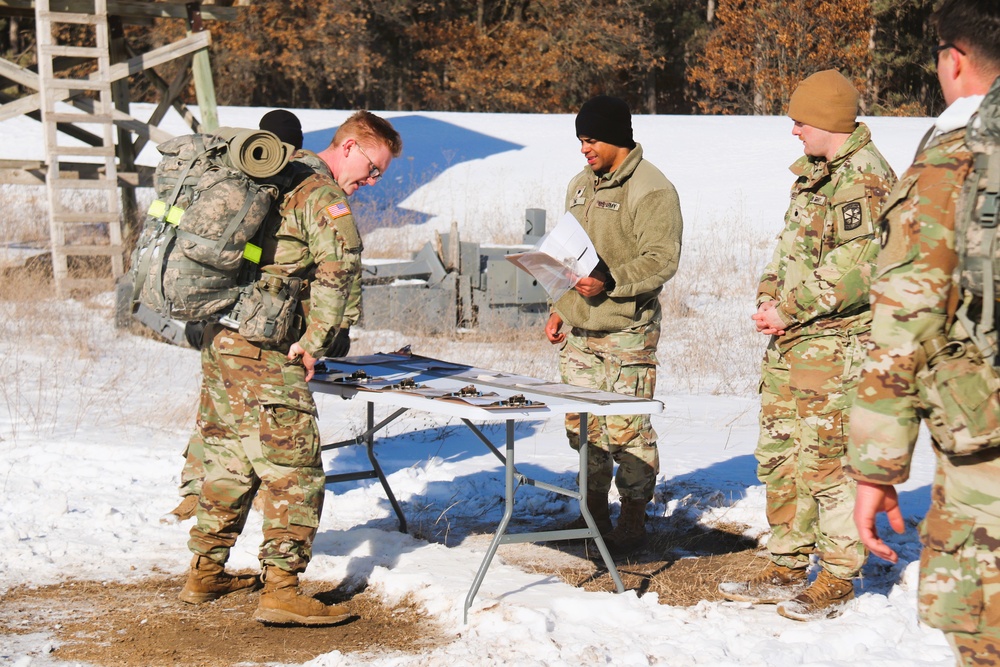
left=310, top=355, right=662, bottom=622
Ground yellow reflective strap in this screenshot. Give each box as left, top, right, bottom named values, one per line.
left=243, top=242, right=262, bottom=264
left=165, top=206, right=185, bottom=225
left=147, top=200, right=167, bottom=218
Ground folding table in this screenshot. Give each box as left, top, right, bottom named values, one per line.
left=309, top=352, right=663, bottom=622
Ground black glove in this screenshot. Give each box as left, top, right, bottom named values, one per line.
left=325, top=328, right=351, bottom=358
left=184, top=321, right=208, bottom=350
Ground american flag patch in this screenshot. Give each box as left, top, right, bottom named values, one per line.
left=325, top=201, right=351, bottom=220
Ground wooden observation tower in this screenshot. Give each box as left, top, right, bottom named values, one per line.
left=0, top=0, right=235, bottom=297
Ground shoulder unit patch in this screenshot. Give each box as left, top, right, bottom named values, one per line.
left=842, top=201, right=863, bottom=230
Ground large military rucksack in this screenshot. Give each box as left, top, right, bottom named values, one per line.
left=955, top=76, right=1000, bottom=353
left=129, top=127, right=294, bottom=322
left=916, top=77, right=1000, bottom=456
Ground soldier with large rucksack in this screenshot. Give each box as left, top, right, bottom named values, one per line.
left=173, top=110, right=403, bottom=629
left=846, top=1, right=1000, bottom=662
left=160, top=111, right=312, bottom=528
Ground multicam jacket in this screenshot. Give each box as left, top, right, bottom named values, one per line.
left=846, top=106, right=998, bottom=490
left=556, top=143, right=683, bottom=333
left=259, top=149, right=362, bottom=357
left=758, top=123, right=896, bottom=351
left=846, top=96, right=1000, bottom=637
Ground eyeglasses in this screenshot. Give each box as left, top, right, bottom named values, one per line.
left=354, top=142, right=382, bottom=182
left=931, top=43, right=966, bottom=60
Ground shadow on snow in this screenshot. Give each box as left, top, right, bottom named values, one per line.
left=303, top=115, right=524, bottom=232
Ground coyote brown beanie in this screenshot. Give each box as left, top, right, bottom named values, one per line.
left=787, top=70, right=859, bottom=134
left=575, top=95, right=636, bottom=149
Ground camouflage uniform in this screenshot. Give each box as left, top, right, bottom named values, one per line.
left=846, top=102, right=1000, bottom=664
left=560, top=324, right=660, bottom=500
left=757, top=123, right=895, bottom=579
left=555, top=143, right=683, bottom=502
left=187, top=149, right=362, bottom=573
left=175, top=152, right=362, bottom=503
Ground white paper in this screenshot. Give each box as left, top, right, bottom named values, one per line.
left=505, top=212, right=598, bottom=301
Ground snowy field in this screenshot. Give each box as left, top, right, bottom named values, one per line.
left=0, top=104, right=956, bottom=666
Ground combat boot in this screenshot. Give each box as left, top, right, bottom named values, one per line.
left=718, top=560, right=808, bottom=604
left=776, top=568, right=854, bottom=621
left=160, top=495, right=198, bottom=525
left=560, top=491, right=613, bottom=536
left=253, top=567, right=350, bottom=626
left=178, top=555, right=261, bottom=604
left=603, top=498, right=648, bottom=556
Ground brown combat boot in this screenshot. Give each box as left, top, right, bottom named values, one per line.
left=178, top=555, right=261, bottom=604
left=560, top=491, right=613, bottom=536
left=253, top=567, right=350, bottom=626
left=776, top=568, right=855, bottom=621
left=160, top=495, right=198, bottom=525
left=718, top=560, right=808, bottom=604
left=603, top=498, right=648, bottom=556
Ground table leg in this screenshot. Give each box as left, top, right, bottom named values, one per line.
left=464, top=420, right=516, bottom=623
left=578, top=412, right=624, bottom=593
left=462, top=415, right=624, bottom=623
left=364, top=401, right=408, bottom=533
left=322, top=403, right=410, bottom=533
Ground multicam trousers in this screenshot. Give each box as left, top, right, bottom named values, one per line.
left=177, top=345, right=210, bottom=498
left=187, top=325, right=325, bottom=574
left=920, top=459, right=1000, bottom=667
left=559, top=322, right=660, bottom=502
left=756, top=332, right=867, bottom=579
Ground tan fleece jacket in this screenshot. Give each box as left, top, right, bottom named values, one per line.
left=555, top=143, right=683, bottom=332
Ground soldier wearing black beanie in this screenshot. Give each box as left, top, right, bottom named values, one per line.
left=259, top=109, right=303, bottom=151
left=574, top=95, right=636, bottom=150
left=546, top=94, right=683, bottom=556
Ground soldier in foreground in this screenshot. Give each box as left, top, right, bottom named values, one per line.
left=179, top=111, right=402, bottom=626
left=846, top=0, right=1000, bottom=663
left=164, top=109, right=309, bottom=524
left=718, top=70, right=896, bottom=620
left=544, top=95, right=683, bottom=555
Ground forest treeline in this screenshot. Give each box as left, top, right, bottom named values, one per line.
left=3, top=0, right=946, bottom=117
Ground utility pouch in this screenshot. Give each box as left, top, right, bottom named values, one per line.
left=916, top=335, right=1000, bottom=456
left=231, top=274, right=304, bottom=345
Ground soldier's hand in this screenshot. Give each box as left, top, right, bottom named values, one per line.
left=288, top=342, right=318, bottom=382
left=326, top=328, right=351, bottom=358
left=854, top=481, right=904, bottom=563
left=574, top=271, right=607, bottom=298
left=753, top=301, right=787, bottom=336
left=545, top=312, right=565, bottom=344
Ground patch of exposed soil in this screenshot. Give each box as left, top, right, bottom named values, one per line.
left=0, top=518, right=762, bottom=666
left=489, top=515, right=764, bottom=606
left=0, top=574, right=446, bottom=667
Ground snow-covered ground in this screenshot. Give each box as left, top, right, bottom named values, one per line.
left=0, top=105, right=956, bottom=666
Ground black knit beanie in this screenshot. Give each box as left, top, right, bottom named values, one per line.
left=259, top=109, right=303, bottom=151
left=575, top=95, right=635, bottom=149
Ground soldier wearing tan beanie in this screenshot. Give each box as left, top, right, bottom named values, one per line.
left=718, top=68, right=897, bottom=622
left=787, top=69, right=860, bottom=134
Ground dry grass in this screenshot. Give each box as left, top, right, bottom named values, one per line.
left=657, top=220, right=773, bottom=395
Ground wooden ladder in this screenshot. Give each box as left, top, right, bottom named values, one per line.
left=35, top=0, right=124, bottom=297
